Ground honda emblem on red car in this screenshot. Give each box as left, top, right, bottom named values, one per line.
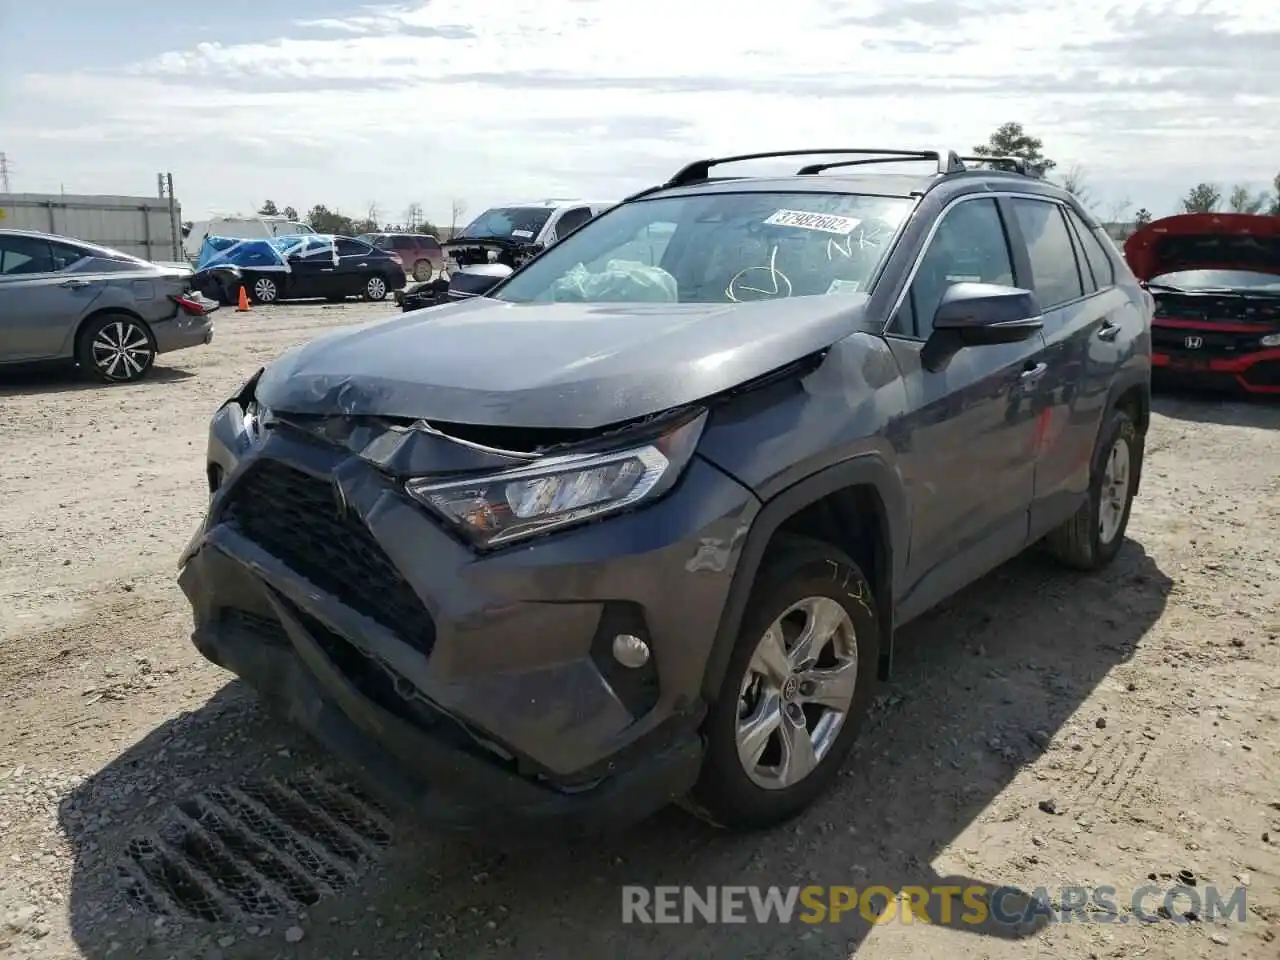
left=1184, top=336, right=1203, bottom=349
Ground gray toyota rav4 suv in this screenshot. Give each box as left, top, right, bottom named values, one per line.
left=179, top=148, right=1152, bottom=836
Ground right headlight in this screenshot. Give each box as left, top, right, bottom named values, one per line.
left=1260, top=333, right=1280, bottom=347
left=405, top=412, right=706, bottom=547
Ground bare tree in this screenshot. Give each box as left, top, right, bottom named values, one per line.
left=404, top=202, right=423, bottom=231
left=450, top=198, right=468, bottom=233
left=1104, top=197, right=1132, bottom=225
left=1227, top=184, right=1267, bottom=214
left=1059, top=163, right=1097, bottom=211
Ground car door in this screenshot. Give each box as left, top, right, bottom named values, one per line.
left=1001, top=197, right=1118, bottom=538
left=334, top=238, right=377, bottom=294
left=884, top=196, right=1049, bottom=620
left=287, top=239, right=338, bottom=298
left=0, top=235, right=105, bottom=362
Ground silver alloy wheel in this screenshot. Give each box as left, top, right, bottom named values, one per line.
left=736, top=596, right=858, bottom=790
left=1098, top=436, right=1131, bottom=545
left=253, top=277, right=278, bottom=302
left=366, top=276, right=387, bottom=299
left=91, top=320, right=153, bottom=381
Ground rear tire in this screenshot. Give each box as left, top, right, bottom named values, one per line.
left=363, top=274, right=388, bottom=301
left=412, top=259, right=432, bottom=282
left=1043, top=408, right=1140, bottom=570
left=689, top=535, right=879, bottom=830
left=75, top=312, right=156, bottom=384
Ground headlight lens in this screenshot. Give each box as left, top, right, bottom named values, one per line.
left=1260, top=333, right=1280, bottom=347
left=242, top=399, right=271, bottom=446
left=405, top=413, right=705, bottom=547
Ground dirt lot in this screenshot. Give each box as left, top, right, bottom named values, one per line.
left=1, top=302, right=1278, bottom=960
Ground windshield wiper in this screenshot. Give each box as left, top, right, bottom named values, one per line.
left=1144, top=282, right=1186, bottom=292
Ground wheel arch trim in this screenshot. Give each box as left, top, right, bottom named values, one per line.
left=701, top=453, right=909, bottom=701
left=70, top=306, right=153, bottom=360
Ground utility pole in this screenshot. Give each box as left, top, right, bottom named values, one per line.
left=0, top=153, right=11, bottom=193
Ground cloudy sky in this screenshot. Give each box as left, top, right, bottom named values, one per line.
left=2, top=0, right=1276, bottom=226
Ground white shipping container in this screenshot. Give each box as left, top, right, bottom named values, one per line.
left=0, top=192, right=183, bottom=262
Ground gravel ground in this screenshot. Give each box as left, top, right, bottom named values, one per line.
left=1, top=301, right=1278, bottom=960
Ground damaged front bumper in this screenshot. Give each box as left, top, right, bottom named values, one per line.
left=178, top=396, right=757, bottom=834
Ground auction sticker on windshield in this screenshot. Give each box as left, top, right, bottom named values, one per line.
left=764, top=210, right=862, bottom=235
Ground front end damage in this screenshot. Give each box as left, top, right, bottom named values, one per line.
left=177, top=375, right=760, bottom=835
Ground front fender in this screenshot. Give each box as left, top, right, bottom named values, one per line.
left=700, top=451, right=909, bottom=699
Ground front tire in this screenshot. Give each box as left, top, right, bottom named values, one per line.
left=1043, top=407, right=1140, bottom=570
left=248, top=274, right=279, bottom=304
left=75, top=313, right=156, bottom=384
left=690, top=535, right=879, bottom=830
left=363, top=274, right=388, bottom=301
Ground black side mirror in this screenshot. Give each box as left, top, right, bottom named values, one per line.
left=932, top=282, right=1043, bottom=346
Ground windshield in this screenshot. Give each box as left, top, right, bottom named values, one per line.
left=1151, top=269, right=1280, bottom=292
left=457, top=207, right=555, bottom=242
left=494, top=192, right=914, bottom=305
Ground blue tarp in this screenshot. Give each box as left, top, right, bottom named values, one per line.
left=195, top=234, right=337, bottom=272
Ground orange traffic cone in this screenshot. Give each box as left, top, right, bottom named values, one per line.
left=236, top=284, right=250, bottom=312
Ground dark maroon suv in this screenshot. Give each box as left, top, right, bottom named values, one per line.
left=357, top=233, right=443, bottom=282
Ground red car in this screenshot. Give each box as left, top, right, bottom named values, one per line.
left=1124, top=212, right=1280, bottom=395
left=356, top=233, right=444, bottom=282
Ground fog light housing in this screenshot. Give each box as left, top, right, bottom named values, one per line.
left=612, top=633, right=651, bottom=669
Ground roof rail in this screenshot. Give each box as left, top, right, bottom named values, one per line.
left=957, top=155, right=1035, bottom=176
left=665, top=149, right=966, bottom=188
left=796, top=151, right=967, bottom=176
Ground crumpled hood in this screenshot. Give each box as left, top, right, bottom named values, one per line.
left=255, top=294, right=869, bottom=428
left=1124, top=212, right=1280, bottom=280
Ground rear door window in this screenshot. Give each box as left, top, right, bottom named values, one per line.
left=1064, top=208, right=1116, bottom=289
left=48, top=241, right=91, bottom=272
left=1009, top=198, right=1085, bottom=307
left=336, top=238, right=373, bottom=257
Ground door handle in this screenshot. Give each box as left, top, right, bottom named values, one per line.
left=321, top=268, right=334, bottom=272
left=1097, top=319, right=1121, bottom=341
left=58, top=278, right=91, bottom=288
left=1020, top=362, right=1048, bottom=385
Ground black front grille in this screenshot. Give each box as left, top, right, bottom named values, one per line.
left=1152, top=326, right=1263, bottom=357
left=223, top=460, right=436, bottom=655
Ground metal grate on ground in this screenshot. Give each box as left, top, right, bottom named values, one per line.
left=117, top=770, right=394, bottom=922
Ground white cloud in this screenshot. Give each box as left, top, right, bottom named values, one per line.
left=4, top=0, right=1278, bottom=222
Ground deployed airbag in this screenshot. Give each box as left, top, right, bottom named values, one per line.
left=549, top=260, right=678, bottom=303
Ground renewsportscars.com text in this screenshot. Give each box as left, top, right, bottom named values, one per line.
left=620, top=884, right=1248, bottom=926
